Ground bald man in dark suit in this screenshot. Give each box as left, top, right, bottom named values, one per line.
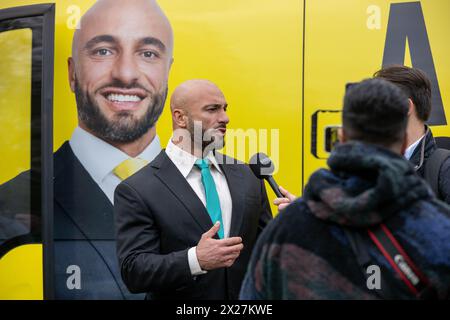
left=115, top=80, right=272, bottom=300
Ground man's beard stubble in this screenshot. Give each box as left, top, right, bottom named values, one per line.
left=186, top=117, right=225, bottom=157
left=74, top=79, right=167, bottom=144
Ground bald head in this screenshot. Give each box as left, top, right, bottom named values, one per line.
left=171, top=80, right=224, bottom=113
left=72, top=0, right=173, bottom=62
left=170, top=80, right=229, bottom=154
left=170, top=79, right=229, bottom=148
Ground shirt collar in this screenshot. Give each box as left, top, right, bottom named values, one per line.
left=165, top=138, right=223, bottom=178
left=69, top=126, right=161, bottom=184
left=404, top=134, right=425, bottom=160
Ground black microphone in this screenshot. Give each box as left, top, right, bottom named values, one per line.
left=249, top=153, right=283, bottom=198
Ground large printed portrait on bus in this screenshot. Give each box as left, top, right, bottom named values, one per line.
left=0, top=0, right=301, bottom=299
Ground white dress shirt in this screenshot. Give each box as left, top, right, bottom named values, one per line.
left=165, top=138, right=233, bottom=276
left=69, top=126, right=162, bottom=204
left=404, top=134, right=425, bottom=160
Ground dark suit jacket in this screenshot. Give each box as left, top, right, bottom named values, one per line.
left=114, top=150, right=272, bottom=300
left=53, top=142, right=144, bottom=299
left=0, top=141, right=143, bottom=299
left=409, top=128, right=450, bottom=204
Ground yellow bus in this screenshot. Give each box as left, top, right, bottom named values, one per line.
left=0, top=0, right=449, bottom=299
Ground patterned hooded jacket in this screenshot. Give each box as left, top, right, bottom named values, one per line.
left=240, top=142, right=450, bottom=300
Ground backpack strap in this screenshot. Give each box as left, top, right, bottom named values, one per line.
left=344, top=225, right=437, bottom=299
left=424, top=148, right=450, bottom=198
left=344, top=229, right=396, bottom=299
left=367, top=224, right=436, bottom=299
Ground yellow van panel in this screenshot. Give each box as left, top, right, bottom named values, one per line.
left=0, top=0, right=304, bottom=211
left=303, top=0, right=450, bottom=184
left=0, top=244, right=43, bottom=300
left=0, top=1, right=449, bottom=300
left=159, top=0, right=304, bottom=203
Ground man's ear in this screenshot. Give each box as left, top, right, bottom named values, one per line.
left=173, top=109, right=187, bottom=128
left=338, top=127, right=347, bottom=143
left=68, top=57, right=76, bottom=92
left=407, top=98, right=415, bottom=116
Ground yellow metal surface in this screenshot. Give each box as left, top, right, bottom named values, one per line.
left=0, top=28, right=32, bottom=184
left=303, top=0, right=450, bottom=185
left=0, top=244, right=43, bottom=300
left=1, top=0, right=304, bottom=207
left=0, top=0, right=449, bottom=300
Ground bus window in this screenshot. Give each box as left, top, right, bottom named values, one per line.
left=0, top=27, right=33, bottom=245
left=0, top=4, right=54, bottom=300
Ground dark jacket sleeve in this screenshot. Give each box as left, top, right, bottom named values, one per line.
left=239, top=229, right=267, bottom=300
left=258, top=180, right=273, bottom=236
left=114, top=181, right=193, bottom=294
left=438, top=157, right=450, bottom=205
left=240, top=192, right=282, bottom=300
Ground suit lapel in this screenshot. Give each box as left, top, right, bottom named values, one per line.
left=153, top=151, right=216, bottom=236
left=217, top=154, right=245, bottom=238
left=54, top=142, right=114, bottom=240
left=53, top=142, right=125, bottom=297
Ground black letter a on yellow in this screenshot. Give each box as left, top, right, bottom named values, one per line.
left=383, top=2, right=445, bottom=125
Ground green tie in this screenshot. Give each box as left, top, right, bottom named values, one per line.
left=195, top=159, right=224, bottom=239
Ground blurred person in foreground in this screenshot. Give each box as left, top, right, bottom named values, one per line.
left=240, top=78, right=450, bottom=300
